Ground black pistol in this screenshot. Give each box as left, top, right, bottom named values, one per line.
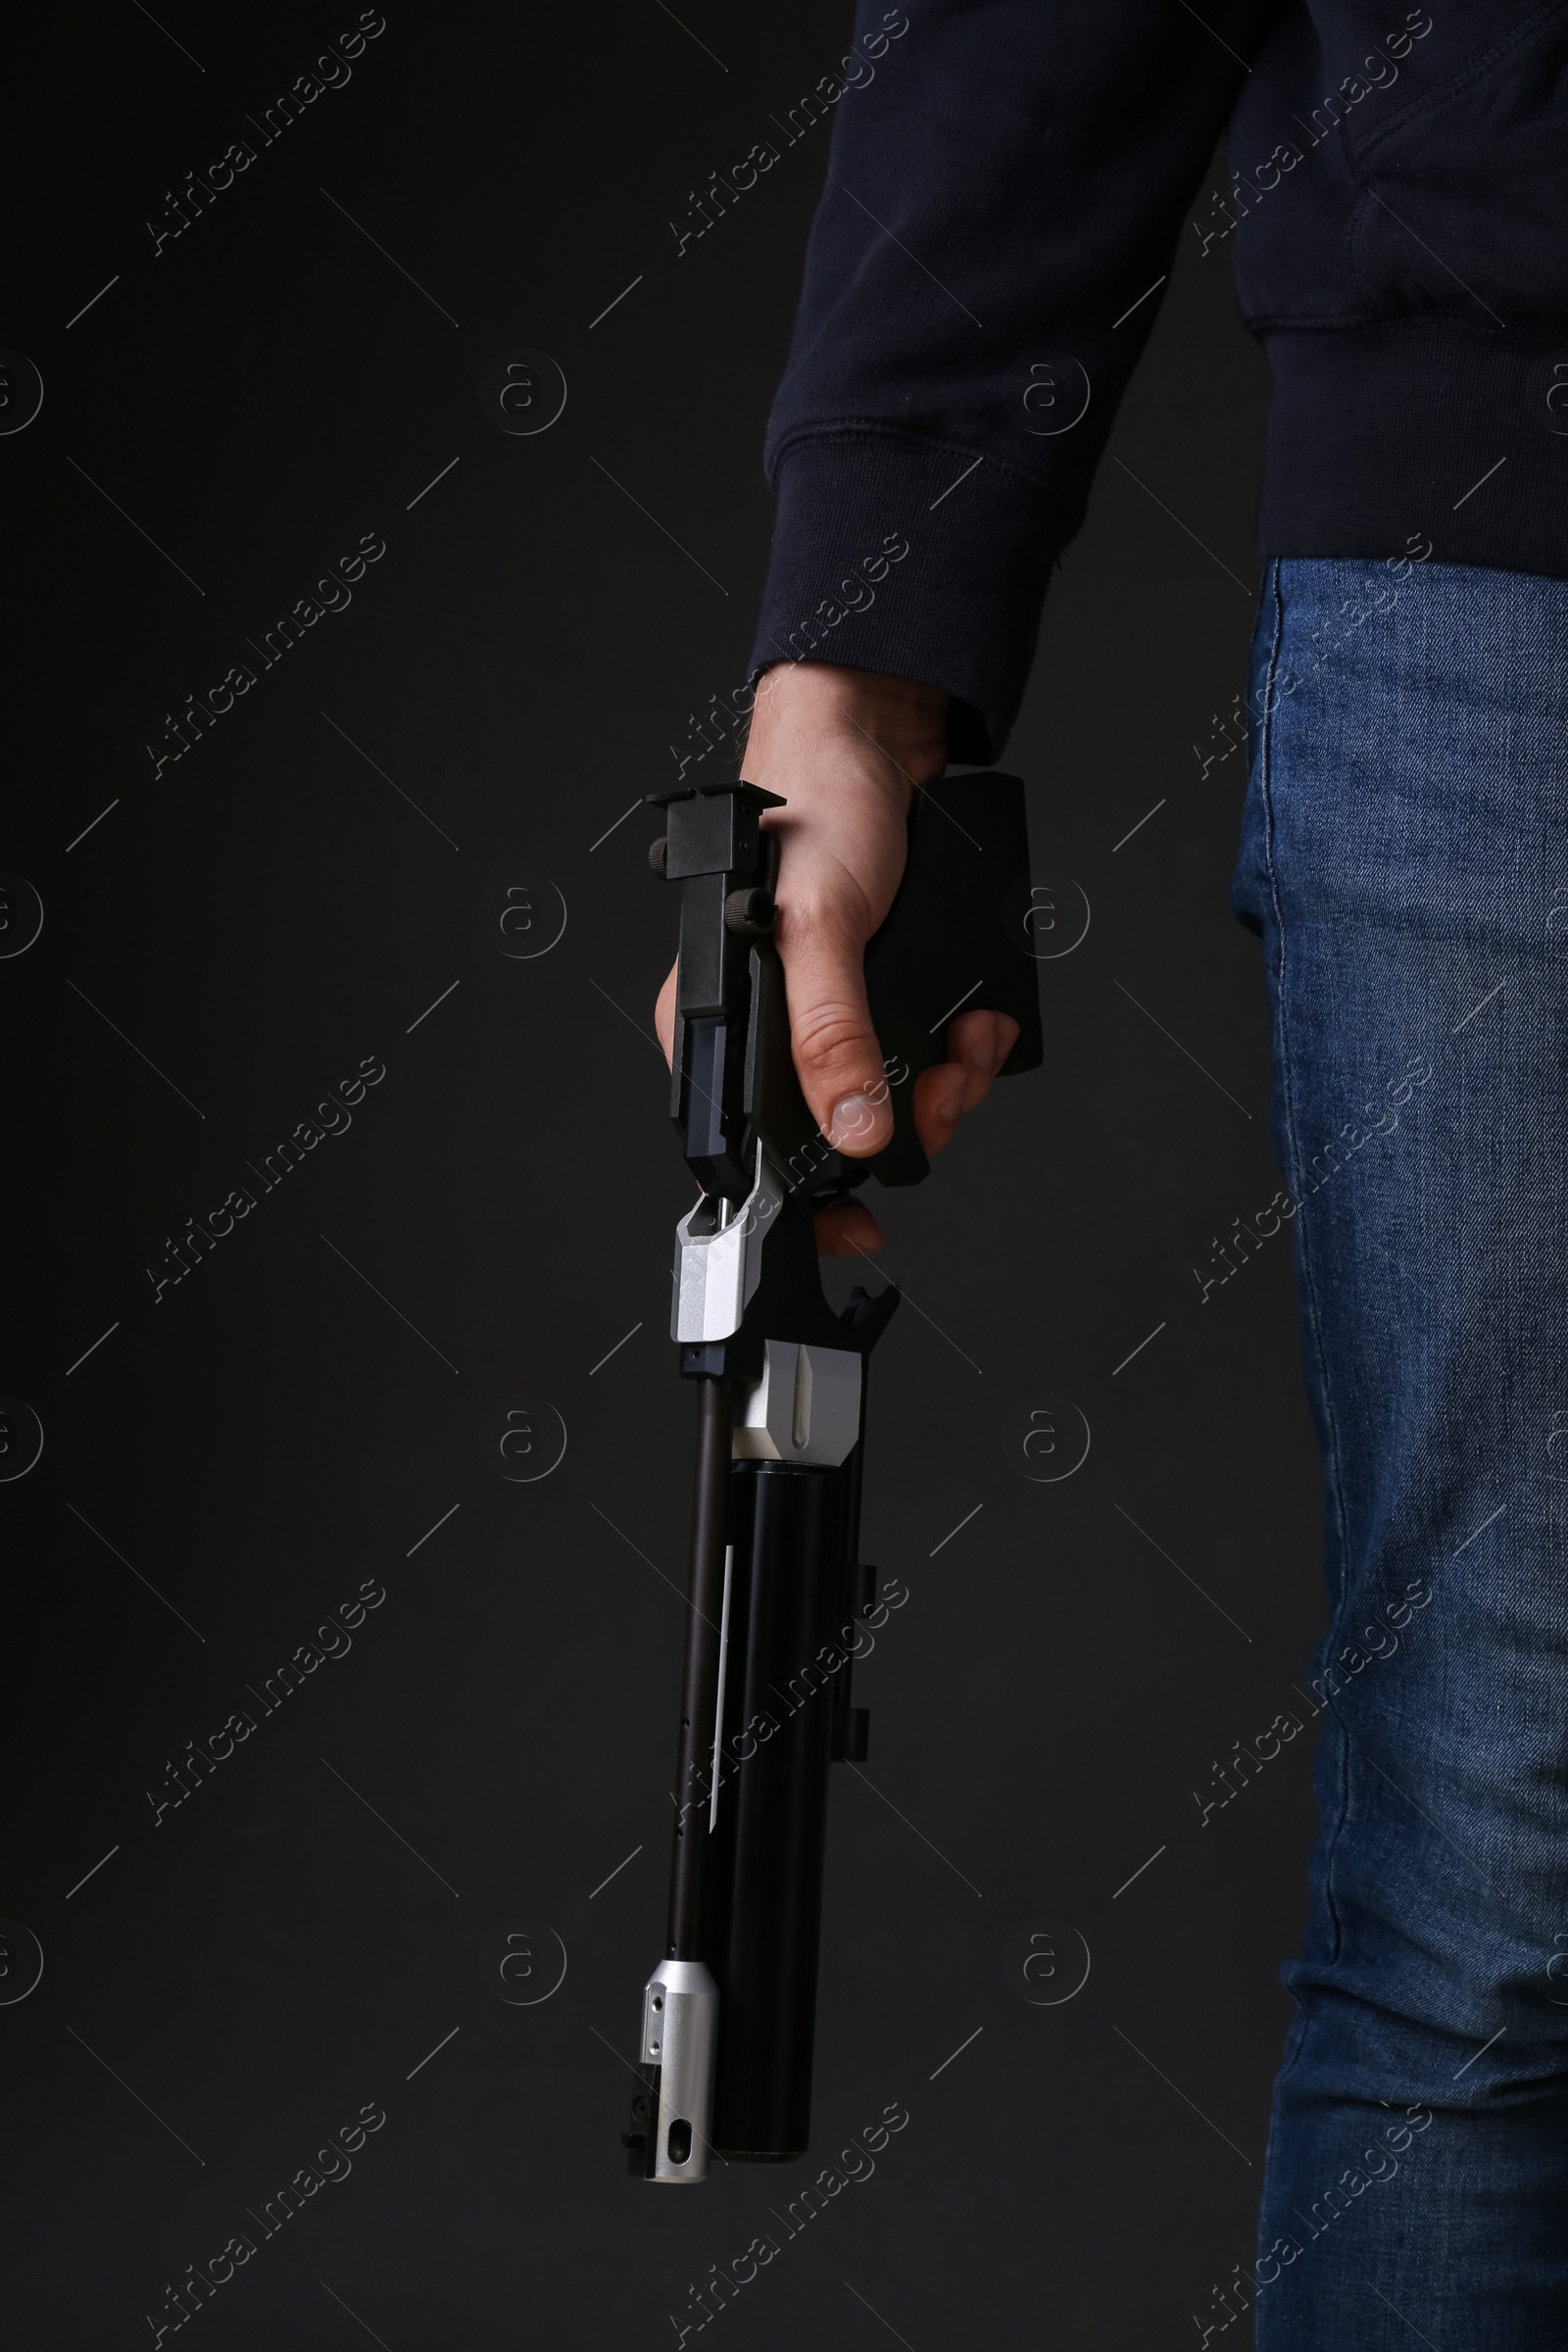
left=626, top=772, right=1042, bottom=2182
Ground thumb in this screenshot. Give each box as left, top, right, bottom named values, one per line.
left=776, top=901, right=894, bottom=1156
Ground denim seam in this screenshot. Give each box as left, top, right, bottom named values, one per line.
left=1256, top=562, right=1354, bottom=1993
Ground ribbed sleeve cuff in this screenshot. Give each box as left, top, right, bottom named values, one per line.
left=747, top=431, right=1073, bottom=764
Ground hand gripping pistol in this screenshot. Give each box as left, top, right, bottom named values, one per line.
left=624, top=771, right=1042, bottom=2182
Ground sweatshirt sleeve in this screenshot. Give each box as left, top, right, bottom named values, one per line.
left=749, top=0, right=1288, bottom=760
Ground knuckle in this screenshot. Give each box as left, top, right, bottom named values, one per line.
left=792, top=1002, right=873, bottom=1080
left=775, top=893, right=856, bottom=956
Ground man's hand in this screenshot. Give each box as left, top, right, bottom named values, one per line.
left=654, top=661, right=1020, bottom=1253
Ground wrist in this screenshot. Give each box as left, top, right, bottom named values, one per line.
left=747, top=661, right=949, bottom=788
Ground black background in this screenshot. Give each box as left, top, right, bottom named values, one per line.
left=4, top=4, right=1322, bottom=2344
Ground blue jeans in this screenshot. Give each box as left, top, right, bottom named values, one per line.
left=1231, top=558, right=1568, bottom=2349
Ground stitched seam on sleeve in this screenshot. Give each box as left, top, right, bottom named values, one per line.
left=766, top=420, right=1079, bottom=515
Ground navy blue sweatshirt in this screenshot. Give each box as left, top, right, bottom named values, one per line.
left=748, top=0, right=1568, bottom=760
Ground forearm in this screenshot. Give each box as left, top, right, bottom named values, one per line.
left=752, top=0, right=1286, bottom=756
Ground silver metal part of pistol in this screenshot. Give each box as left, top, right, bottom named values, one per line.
left=640, top=1958, right=719, bottom=2183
